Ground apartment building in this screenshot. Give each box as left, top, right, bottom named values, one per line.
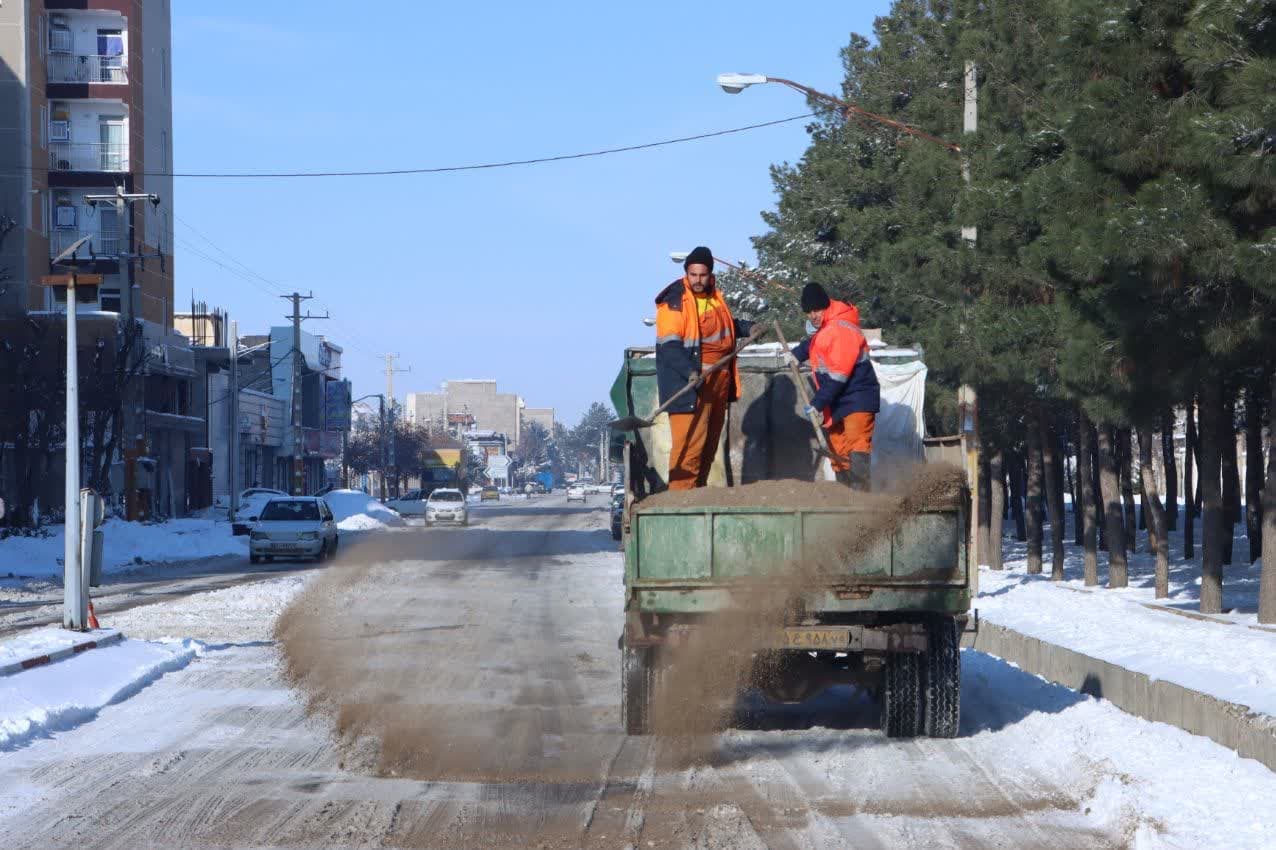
left=405, top=380, right=556, bottom=450
left=0, top=1, right=192, bottom=518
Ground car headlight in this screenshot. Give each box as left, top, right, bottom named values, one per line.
left=250, top=531, right=267, bottom=541
left=299, top=531, right=319, bottom=540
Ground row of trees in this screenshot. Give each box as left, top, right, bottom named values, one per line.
left=722, top=0, right=1275, bottom=619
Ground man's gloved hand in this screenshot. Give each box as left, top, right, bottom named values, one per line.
left=802, top=404, right=818, bottom=419
left=687, top=371, right=701, bottom=385
left=780, top=350, right=798, bottom=368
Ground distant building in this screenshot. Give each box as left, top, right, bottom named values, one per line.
left=406, top=380, right=554, bottom=450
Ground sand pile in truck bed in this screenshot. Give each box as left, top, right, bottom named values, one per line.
left=636, top=464, right=965, bottom=512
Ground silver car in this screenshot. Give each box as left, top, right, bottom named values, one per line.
left=249, top=497, right=338, bottom=563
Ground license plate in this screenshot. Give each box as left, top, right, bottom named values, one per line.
left=782, top=628, right=849, bottom=649
left=273, top=542, right=305, bottom=550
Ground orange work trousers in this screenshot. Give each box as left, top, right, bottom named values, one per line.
left=667, top=368, right=732, bottom=490
left=827, top=412, right=875, bottom=472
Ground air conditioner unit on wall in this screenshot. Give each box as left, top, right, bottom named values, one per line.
left=49, top=121, right=70, bottom=141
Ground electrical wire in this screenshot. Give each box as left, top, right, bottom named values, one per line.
left=204, top=346, right=296, bottom=409
left=11, top=114, right=814, bottom=179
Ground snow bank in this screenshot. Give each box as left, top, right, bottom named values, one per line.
left=0, top=518, right=246, bottom=580
left=322, top=489, right=404, bottom=531
left=981, top=535, right=1276, bottom=716
left=107, top=575, right=309, bottom=644
left=0, top=637, right=197, bottom=751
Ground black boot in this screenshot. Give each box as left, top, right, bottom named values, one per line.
left=849, top=452, right=872, bottom=491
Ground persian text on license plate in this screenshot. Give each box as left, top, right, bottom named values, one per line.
left=783, top=628, right=849, bottom=649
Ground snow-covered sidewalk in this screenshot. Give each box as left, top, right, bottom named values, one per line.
left=980, top=521, right=1276, bottom=716
left=0, top=517, right=246, bottom=581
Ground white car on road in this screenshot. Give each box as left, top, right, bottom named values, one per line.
left=425, top=488, right=468, bottom=526
left=249, top=496, right=338, bottom=563
left=566, top=485, right=586, bottom=503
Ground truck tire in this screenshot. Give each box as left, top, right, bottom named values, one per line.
left=881, top=651, right=924, bottom=738
left=621, top=641, right=655, bottom=735
left=924, top=617, right=961, bottom=738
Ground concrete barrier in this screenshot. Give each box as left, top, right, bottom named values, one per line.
left=963, top=620, right=1276, bottom=772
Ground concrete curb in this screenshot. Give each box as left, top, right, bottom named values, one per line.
left=963, top=620, right=1276, bottom=773
left=0, top=629, right=125, bottom=677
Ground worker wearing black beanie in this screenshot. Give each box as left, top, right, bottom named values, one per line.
left=683, top=245, right=714, bottom=270
left=787, top=282, right=880, bottom=491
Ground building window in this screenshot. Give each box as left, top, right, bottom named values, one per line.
left=97, top=30, right=125, bottom=83
left=100, top=288, right=122, bottom=313
left=49, top=24, right=72, bottom=54
left=55, top=204, right=77, bottom=229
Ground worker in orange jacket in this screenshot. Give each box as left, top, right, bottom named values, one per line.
left=654, top=246, right=755, bottom=490
left=787, top=283, right=880, bottom=490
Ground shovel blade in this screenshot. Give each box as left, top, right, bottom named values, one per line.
left=609, top=416, right=651, bottom=431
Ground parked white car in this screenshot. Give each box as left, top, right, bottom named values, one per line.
left=385, top=489, right=427, bottom=517
left=566, top=485, right=587, bottom=502
left=249, top=497, right=338, bottom=563
left=425, top=488, right=468, bottom=526
left=232, top=489, right=288, bottom=536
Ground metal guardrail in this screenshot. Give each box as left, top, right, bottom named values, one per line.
left=49, top=228, right=121, bottom=258
left=49, top=142, right=128, bottom=173
left=47, top=54, right=128, bottom=84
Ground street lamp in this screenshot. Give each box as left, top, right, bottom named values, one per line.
left=715, top=72, right=961, bottom=152
left=351, top=393, right=386, bottom=496
left=43, top=236, right=91, bottom=629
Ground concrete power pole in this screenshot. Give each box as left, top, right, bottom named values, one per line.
left=229, top=318, right=241, bottom=516
left=383, top=353, right=410, bottom=498
left=960, top=60, right=983, bottom=584
left=282, top=293, right=327, bottom=496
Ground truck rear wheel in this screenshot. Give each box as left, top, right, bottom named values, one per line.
left=621, top=640, right=655, bottom=735
left=880, top=651, right=924, bottom=738
left=924, top=617, right=961, bottom=738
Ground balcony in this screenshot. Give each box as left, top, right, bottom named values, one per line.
left=49, top=227, right=121, bottom=259
left=47, top=53, right=127, bottom=85
left=49, top=142, right=128, bottom=173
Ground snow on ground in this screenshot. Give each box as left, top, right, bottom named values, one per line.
left=980, top=517, right=1276, bottom=716
left=322, top=489, right=405, bottom=531
left=0, top=637, right=198, bottom=751
left=0, top=518, right=246, bottom=581
left=0, top=627, right=116, bottom=667
left=106, top=574, right=309, bottom=643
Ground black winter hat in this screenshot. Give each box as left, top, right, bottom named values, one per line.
left=800, top=282, right=831, bottom=312
left=683, top=246, right=714, bottom=270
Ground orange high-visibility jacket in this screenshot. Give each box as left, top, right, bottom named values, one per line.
left=653, top=277, right=753, bottom=415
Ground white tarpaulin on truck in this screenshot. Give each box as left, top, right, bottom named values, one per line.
left=869, top=354, right=927, bottom=490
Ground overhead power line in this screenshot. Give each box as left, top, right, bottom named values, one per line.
left=15, top=114, right=814, bottom=180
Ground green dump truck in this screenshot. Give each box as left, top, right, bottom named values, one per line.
left=609, top=343, right=969, bottom=739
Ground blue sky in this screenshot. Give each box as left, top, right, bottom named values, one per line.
left=172, top=1, right=892, bottom=425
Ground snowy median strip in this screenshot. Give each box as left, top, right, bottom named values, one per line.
left=0, top=627, right=124, bottom=677
left=0, top=635, right=199, bottom=751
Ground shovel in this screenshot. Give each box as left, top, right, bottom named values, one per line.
left=771, top=320, right=849, bottom=466
left=609, top=325, right=770, bottom=431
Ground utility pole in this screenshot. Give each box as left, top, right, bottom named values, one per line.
left=961, top=60, right=982, bottom=585
left=282, top=293, right=328, bottom=496
left=383, top=353, right=410, bottom=498
left=229, top=318, right=240, bottom=516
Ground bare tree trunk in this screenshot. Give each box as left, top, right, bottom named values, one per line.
left=1259, top=371, right=1276, bottom=624
left=1199, top=381, right=1225, bottom=615
left=1118, top=428, right=1137, bottom=551
left=1162, top=410, right=1178, bottom=531
left=1093, top=432, right=1107, bottom=552
left=1079, top=409, right=1099, bottom=587
left=1070, top=420, right=1083, bottom=546
left=1009, top=451, right=1027, bottom=542
left=1138, top=427, right=1170, bottom=599
left=1039, top=410, right=1066, bottom=580
left=1246, top=379, right=1265, bottom=564
left=1221, top=392, right=1239, bottom=565
left=1184, top=401, right=1196, bottom=559
left=1098, top=424, right=1128, bottom=587
left=989, top=450, right=1005, bottom=570
left=977, top=450, right=992, bottom=568
left=1026, top=425, right=1044, bottom=575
